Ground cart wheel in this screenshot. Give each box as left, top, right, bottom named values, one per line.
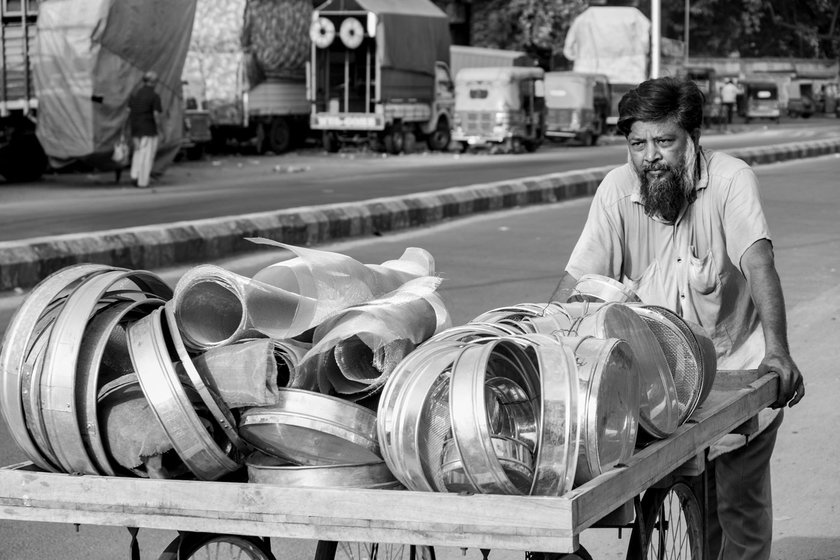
left=314, top=540, right=435, bottom=560
left=158, top=533, right=276, bottom=560
left=625, top=482, right=703, bottom=560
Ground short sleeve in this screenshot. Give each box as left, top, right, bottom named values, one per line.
left=565, top=178, right=624, bottom=280
left=722, top=167, right=771, bottom=270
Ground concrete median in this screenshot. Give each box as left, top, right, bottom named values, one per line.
left=1, top=137, right=839, bottom=292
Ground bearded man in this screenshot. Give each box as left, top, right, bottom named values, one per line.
left=554, top=77, right=803, bottom=560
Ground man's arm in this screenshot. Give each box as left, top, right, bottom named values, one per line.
left=740, top=239, right=804, bottom=408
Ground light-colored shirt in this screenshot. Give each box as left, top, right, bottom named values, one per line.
left=721, top=82, right=739, bottom=104
left=566, top=150, right=768, bottom=370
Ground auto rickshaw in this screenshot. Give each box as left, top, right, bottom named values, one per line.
left=738, top=79, right=781, bottom=123
left=543, top=71, right=611, bottom=146
left=786, top=79, right=816, bottom=118
left=451, top=66, right=546, bottom=153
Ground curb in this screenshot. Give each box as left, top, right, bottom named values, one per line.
left=1, top=138, right=839, bottom=292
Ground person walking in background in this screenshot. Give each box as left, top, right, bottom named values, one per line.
left=721, top=79, right=739, bottom=125
left=128, top=70, right=163, bottom=188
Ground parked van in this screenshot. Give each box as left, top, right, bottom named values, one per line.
left=543, top=71, right=611, bottom=146
left=452, top=66, right=546, bottom=153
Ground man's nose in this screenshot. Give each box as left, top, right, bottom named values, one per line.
left=643, top=143, right=661, bottom=163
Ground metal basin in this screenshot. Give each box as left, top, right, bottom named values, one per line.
left=239, top=388, right=381, bottom=466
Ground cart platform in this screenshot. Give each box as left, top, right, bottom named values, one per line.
left=0, top=370, right=777, bottom=554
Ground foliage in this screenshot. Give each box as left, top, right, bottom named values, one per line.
left=433, top=0, right=840, bottom=61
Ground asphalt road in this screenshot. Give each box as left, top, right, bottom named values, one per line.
left=0, top=153, right=838, bottom=559
left=0, top=118, right=837, bottom=241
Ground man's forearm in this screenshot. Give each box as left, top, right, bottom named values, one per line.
left=741, top=240, right=789, bottom=354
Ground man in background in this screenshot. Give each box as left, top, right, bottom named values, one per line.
left=721, top=79, right=739, bottom=125
left=128, top=70, right=163, bottom=188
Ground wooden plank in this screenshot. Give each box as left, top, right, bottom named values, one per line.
left=0, top=468, right=575, bottom=551
left=565, top=372, right=777, bottom=531
left=0, top=371, right=777, bottom=552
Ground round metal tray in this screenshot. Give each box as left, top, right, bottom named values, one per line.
left=246, top=452, right=400, bottom=488
left=239, top=388, right=381, bottom=466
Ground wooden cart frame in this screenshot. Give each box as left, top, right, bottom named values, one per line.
left=0, top=371, right=777, bottom=559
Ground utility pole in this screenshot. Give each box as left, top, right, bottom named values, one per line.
left=684, top=0, right=690, bottom=66
left=651, top=0, right=661, bottom=78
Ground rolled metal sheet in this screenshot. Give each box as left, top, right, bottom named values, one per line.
left=239, top=388, right=381, bottom=466
left=40, top=270, right=173, bottom=474
left=246, top=452, right=400, bottom=489
left=163, top=302, right=252, bottom=456
left=77, top=298, right=166, bottom=475
left=560, top=336, right=639, bottom=487
left=127, top=308, right=240, bottom=480
left=0, top=263, right=115, bottom=472
left=171, top=264, right=255, bottom=351
left=426, top=322, right=523, bottom=343
left=567, top=274, right=641, bottom=303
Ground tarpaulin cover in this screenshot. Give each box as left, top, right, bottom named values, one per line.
left=562, top=6, right=650, bottom=85
left=319, top=0, right=450, bottom=76
left=33, top=0, right=197, bottom=169
left=183, top=0, right=311, bottom=126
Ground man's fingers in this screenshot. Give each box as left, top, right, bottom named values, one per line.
left=788, top=377, right=805, bottom=407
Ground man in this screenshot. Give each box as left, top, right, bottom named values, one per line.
left=555, top=77, right=803, bottom=560
left=128, top=70, right=163, bottom=188
left=721, top=79, right=739, bottom=125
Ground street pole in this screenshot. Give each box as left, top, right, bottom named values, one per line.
left=651, top=0, right=661, bottom=78
left=684, top=0, right=690, bottom=66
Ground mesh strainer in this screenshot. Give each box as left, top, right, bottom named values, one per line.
left=628, top=305, right=704, bottom=425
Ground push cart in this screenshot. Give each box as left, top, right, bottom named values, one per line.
left=0, top=370, right=778, bottom=560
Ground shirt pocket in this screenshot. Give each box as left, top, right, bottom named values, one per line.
left=687, top=245, right=719, bottom=296
left=622, top=260, right=661, bottom=305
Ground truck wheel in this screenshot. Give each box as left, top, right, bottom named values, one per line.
left=267, top=118, right=292, bottom=154
left=384, top=129, right=405, bottom=155
left=426, top=119, right=451, bottom=151
left=0, top=132, right=48, bottom=182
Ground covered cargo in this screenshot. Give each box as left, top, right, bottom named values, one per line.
left=33, top=0, right=197, bottom=170
left=182, top=0, right=311, bottom=129
left=562, top=6, right=650, bottom=86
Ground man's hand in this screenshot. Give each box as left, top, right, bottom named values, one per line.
left=759, top=352, right=804, bottom=408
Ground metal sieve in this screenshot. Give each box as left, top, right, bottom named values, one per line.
left=628, top=305, right=705, bottom=425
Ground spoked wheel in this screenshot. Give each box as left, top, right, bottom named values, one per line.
left=315, top=540, right=435, bottom=560
left=158, top=533, right=276, bottom=560
left=626, top=482, right=704, bottom=560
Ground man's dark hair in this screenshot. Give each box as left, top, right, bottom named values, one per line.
left=617, top=76, right=705, bottom=137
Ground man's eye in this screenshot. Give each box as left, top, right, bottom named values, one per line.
left=657, top=138, right=674, bottom=146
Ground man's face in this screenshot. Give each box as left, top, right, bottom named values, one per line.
left=627, top=119, right=699, bottom=223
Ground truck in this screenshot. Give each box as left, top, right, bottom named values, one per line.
left=449, top=45, right=535, bottom=81
left=308, top=0, right=454, bottom=154
left=183, top=0, right=312, bottom=155
left=0, top=0, right=47, bottom=182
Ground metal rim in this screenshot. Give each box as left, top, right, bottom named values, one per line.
left=127, top=308, right=240, bottom=480
left=163, top=301, right=252, bottom=455
left=40, top=270, right=173, bottom=474
left=0, top=264, right=115, bottom=471
left=76, top=298, right=166, bottom=475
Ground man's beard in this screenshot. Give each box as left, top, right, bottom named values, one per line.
left=633, top=143, right=699, bottom=223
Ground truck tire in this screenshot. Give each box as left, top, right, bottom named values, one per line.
left=0, top=131, right=48, bottom=182
left=426, top=118, right=451, bottom=151
left=267, top=118, right=292, bottom=154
